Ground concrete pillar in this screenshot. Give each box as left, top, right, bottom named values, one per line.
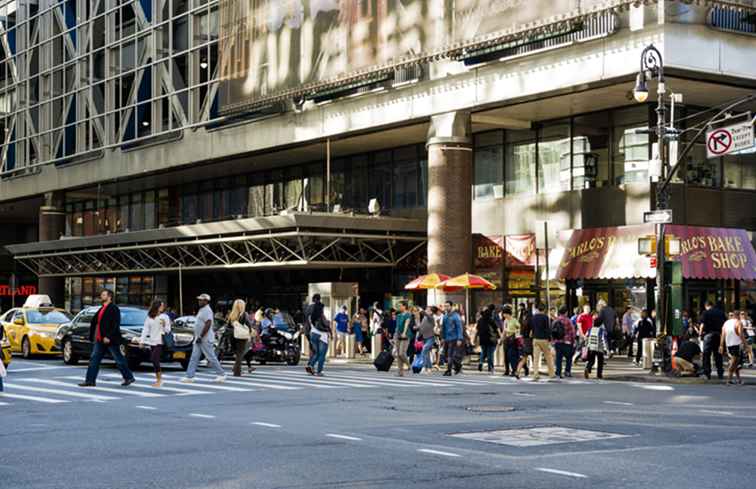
left=38, top=192, right=66, bottom=306
left=426, top=111, right=472, bottom=306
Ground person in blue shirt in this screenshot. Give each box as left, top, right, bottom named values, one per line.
left=442, top=301, right=464, bottom=376
left=334, top=306, right=350, bottom=356
left=260, top=308, right=274, bottom=336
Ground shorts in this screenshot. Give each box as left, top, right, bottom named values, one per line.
left=727, top=345, right=742, bottom=367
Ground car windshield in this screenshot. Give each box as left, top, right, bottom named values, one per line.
left=26, top=310, right=72, bottom=324
left=121, top=309, right=147, bottom=328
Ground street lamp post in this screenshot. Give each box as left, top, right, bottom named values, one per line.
left=633, top=44, right=670, bottom=338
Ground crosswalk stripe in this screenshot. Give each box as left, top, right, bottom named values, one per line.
left=192, top=373, right=301, bottom=390
left=157, top=375, right=255, bottom=392
left=0, top=401, right=9, bottom=406
left=289, top=371, right=453, bottom=387
left=62, top=376, right=211, bottom=395
left=14, top=378, right=166, bottom=398
left=258, top=371, right=375, bottom=388
left=3, top=383, right=119, bottom=401
left=223, top=372, right=341, bottom=389
left=0, top=392, right=70, bottom=404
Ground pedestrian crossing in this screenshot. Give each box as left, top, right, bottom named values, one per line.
left=0, top=367, right=593, bottom=406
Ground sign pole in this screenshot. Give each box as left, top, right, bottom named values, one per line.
left=544, top=221, right=550, bottom=314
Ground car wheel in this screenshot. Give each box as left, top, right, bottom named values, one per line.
left=63, top=339, right=79, bottom=365
left=21, top=337, right=32, bottom=359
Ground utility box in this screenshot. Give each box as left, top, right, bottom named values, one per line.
left=665, top=261, right=683, bottom=337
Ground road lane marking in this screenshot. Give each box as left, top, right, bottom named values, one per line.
left=232, top=373, right=340, bottom=389
left=0, top=392, right=69, bottom=404
left=264, top=372, right=374, bottom=388
left=189, top=413, right=215, bottom=419
left=16, top=378, right=165, bottom=398
left=252, top=422, right=281, bottom=428
left=633, top=384, right=674, bottom=391
left=7, top=366, right=74, bottom=373
left=536, top=468, right=587, bottom=478
left=513, top=392, right=536, bottom=397
left=325, top=434, right=362, bottom=441
left=3, top=383, right=118, bottom=401
left=603, top=401, right=634, bottom=406
left=0, top=401, right=9, bottom=406
left=136, top=405, right=157, bottom=410
left=417, top=449, right=460, bottom=458
left=125, top=375, right=253, bottom=392
left=294, top=371, right=452, bottom=388
left=700, top=409, right=733, bottom=416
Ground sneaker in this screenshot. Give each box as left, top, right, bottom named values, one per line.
left=315, top=372, right=324, bottom=377
left=121, top=378, right=135, bottom=387
left=213, top=375, right=226, bottom=383
left=78, top=382, right=96, bottom=387
left=477, top=364, right=483, bottom=372
left=180, top=377, right=194, bottom=383
left=305, top=366, right=314, bottom=375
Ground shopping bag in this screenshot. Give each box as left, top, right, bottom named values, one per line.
left=0, top=359, right=6, bottom=378
left=411, top=354, right=424, bottom=374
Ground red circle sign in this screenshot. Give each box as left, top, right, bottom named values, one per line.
left=707, top=129, right=732, bottom=155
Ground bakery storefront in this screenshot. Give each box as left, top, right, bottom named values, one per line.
left=555, top=225, right=756, bottom=321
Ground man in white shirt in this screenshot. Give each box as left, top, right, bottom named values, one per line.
left=181, top=293, right=226, bottom=383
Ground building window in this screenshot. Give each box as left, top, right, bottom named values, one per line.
left=180, top=187, right=198, bottom=224
left=393, top=145, right=419, bottom=209
left=130, top=193, right=144, bottom=231
left=370, top=151, right=393, bottom=211
left=306, top=163, right=325, bottom=209
left=505, top=129, right=536, bottom=195
left=144, top=191, right=156, bottom=229
left=284, top=167, right=302, bottom=210
left=537, top=121, right=570, bottom=193
left=613, top=106, right=650, bottom=185
left=474, top=131, right=504, bottom=200
left=723, top=151, right=756, bottom=190
left=573, top=112, right=611, bottom=189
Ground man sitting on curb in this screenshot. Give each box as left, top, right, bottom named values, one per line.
left=674, top=339, right=701, bottom=377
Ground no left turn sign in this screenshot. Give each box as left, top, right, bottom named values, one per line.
left=707, top=129, right=732, bottom=156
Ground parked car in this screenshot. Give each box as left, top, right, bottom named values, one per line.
left=55, top=306, right=196, bottom=370
left=0, top=306, right=72, bottom=358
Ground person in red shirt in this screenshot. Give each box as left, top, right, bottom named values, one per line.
left=79, top=289, right=135, bottom=387
left=576, top=305, right=594, bottom=336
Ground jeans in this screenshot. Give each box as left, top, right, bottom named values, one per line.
left=185, top=339, right=225, bottom=378
left=0, top=375, right=3, bottom=391
left=479, top=344, right=496, bottom=371
left=532, top=339, right=555, bottom=379
left=421, top=338, right=434, bottom=370
left=307, top=333, right=328, bottom=373
left=85, top=341, right=135, bottom=384
left=554, top=342, right=574, bottom=377
left=506, top=339, right=519, bottom=374
left=702, top=333, right=724, bottom=378
left=585, top=351, right=604, bottom=378
left=445, top=342, right=461, bottom=373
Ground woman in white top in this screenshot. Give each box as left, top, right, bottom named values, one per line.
left=720, top=311, right=745, bottom=385
left=138, top=300, right=170, bottom=387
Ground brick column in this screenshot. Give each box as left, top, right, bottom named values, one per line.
left=426, top=111, right=472, bottom=306
left=38, top=192, right=66, bottom=306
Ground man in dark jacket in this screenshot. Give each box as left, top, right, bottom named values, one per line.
left=80, top=289, right=135, bottom=387
left=634, top=309, right=656, bottom=366
left=698, top=301, right=726, bottom=380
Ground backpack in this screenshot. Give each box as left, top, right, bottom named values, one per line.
left=551, top=319, right=565, bottom=341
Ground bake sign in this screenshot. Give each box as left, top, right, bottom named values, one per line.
left=679, top=234, right=750, bottom=269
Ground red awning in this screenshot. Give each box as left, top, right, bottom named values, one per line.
left=556, top=225, right=655, bottom=280
left=667, top=225, right=756, bottom=281
left=556, top=224, right=756, bottom=281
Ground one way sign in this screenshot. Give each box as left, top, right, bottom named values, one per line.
left=706, top=118, right=754, bottom=159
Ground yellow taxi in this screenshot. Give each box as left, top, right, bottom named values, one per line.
left=1, top=303, right=72, bottom=358
left=1, top=325, right=10, bottom=367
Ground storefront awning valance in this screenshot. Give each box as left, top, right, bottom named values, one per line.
left=556, top=225, right=756, bottom=281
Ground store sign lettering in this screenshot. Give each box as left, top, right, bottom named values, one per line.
left=680, top=235, right=748, bottom=270
left=477, top=245, right=502, bottom=260
left=564, top=235, right=617, bottom=264
left=0, top=285, right=37, bottom=296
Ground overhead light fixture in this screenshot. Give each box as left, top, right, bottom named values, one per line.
left=200, top=60, right=208, bottom=69
left=633, top=72, right=648, bottom=103
left=141, top=120, right=150, bottom=127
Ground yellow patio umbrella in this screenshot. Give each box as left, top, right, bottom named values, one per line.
left=404, top=273, right=450, bottom=305
left=435, top=273, right=497, bottom=323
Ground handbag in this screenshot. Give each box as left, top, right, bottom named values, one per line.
left=581, top=346, right=589, bottom=361
left=233, top=320, right=251, bottom=340
left=414, top=339, right=424, bottom=353
left=0, top=358, right=6, bottom=378
left=160, top=317, right=175, bottom=349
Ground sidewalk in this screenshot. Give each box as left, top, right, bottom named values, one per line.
left=328, top=353, right=756, bottom=385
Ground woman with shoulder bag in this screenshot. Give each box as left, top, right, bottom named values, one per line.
left=138, top=300, right=169, bottom=387
left=228, top=299, right=255, bottom=377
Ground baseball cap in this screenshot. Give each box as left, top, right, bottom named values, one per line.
left=197, top=293, right=211, bottom=301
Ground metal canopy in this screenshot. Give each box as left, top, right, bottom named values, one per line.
left=8, top=213, right=428, bottom=278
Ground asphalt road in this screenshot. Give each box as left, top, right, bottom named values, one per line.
left=1, top=357, right=754, bottom=489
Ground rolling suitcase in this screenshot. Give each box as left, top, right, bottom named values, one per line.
left=374, top=351, right=394, bottom=372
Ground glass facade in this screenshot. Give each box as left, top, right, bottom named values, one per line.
left=65, top=274, right=168, bottom=313
left=0, top=0, right=221, bottom=174
left=65, top=143, right=428, bottom=236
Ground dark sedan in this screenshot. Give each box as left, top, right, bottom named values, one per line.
left=55, top=306, right=196, bottom=370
